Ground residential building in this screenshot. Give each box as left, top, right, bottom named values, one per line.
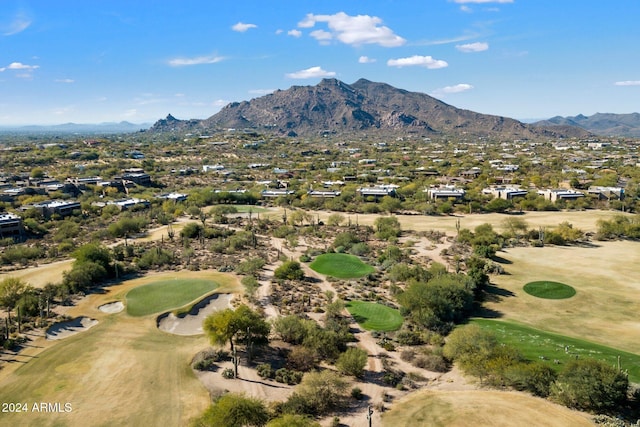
left=482, top=186, right=529, bottom=200
left=425, top=186, right=465, bottom=201
left=538, top=189, right=585, bottom=202
left=0, top=213, right=24, bottom=240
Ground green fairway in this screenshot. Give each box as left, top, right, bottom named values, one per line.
left=235, top=205, right=268, bottom=213
left=346, top=301, right=403, bottom=331
left=126, top=278, right=220, bottom=316
left=309, top=253, right=375, bottom=279
left=523, top=281, right=576, bottom=299
left=470, top=318, right=640, bottom=383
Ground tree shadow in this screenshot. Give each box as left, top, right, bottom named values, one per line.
left=484, top=283, right=516, bottom=301
left=238, top=377, right=290, bottom=389
left=473, top=306, right=504, bottom=319
left=491, top=255, right=512, bottom=265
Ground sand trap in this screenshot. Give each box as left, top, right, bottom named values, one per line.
left=98, top=301, right=125, bottom=313
left=46, top=316, right=98, bottom=340
left=158, top=293, right=233, bottom=336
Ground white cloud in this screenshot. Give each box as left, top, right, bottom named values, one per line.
left=2, top=12, right=31, bottom=36
left=453, top=0, right=513, bottom=3
left=0, top=62, right=39, bottom=72
left=285, top=66, right=336, bottom=79
left=460, top=5, right=473, bottom=12
left=614, top=81, right=640, bottom=86
left=232, top=22, right=257, bottom=32
left=168, top=55, right=224, bottom=67
left=431, top=83, right=474, bottom=96
left=287, top=29, right=302, bottom=37
left=298, top=12, right=405, bottom=47
left=456, top=42, right=489, bottom=52
left=358, top=56, right=376, bottom=64
left=310, top=29, right=332, bottom=44
left=55, top=78, right=74, bottom=83
left=387, top=55, right=448, bottom=69
left=249, top=88, right=276, bottom=95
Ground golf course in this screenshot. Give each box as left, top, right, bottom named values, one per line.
left=0, top=270, right=241, bottom=427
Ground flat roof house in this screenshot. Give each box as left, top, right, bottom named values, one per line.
left=261, top=189, right=294, bottom=198
left=425, top=186, right=465, bottom=201
left=32, top=200, right=81, bottom=217
left=482, top=186, right=529, bottom=200
left=308, top=190, right=341, bottom=198
left=538, top=189, right=585, bottom=202
left=357, top=185, right=397, bottom=198
left=0, top=213, right=24, bottom=240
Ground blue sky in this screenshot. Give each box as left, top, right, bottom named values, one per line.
left=1, top=0, right=639, bottom=125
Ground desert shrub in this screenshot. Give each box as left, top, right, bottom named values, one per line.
left=287, top=346, right=317, bottom=372
left=550, top=358, right=629, bottom=412
left=241, top=276, right=260, bottom=297
left=351, top=387, right=363, bottom=400
left=275, top=368, right=303, bottom=385
left=136, top=247, right=174, bottom=269
left=222, top=368, right=235, bottom=379
left=382, top=370, right=404, bottom=386
left=335, top=347, right=368, bottom=378
left=400, top=349, right=416, bottom=362
left=412, top=354, right=449, bottom=373
left=396, top=330, right=424, bottom=346
left=282, top=370, right=349, bottom=416
left=274, top=260, right=304, bottom=281
left=257, top=363, right=274, bottom=379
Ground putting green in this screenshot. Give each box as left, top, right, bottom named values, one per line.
left=523, top=281, right=576, bottom=299
left=309, top=253, right=375, bottom=279
left=126, top=278, right=220, bottom=316
left=346, top=301, right=403, bottom=331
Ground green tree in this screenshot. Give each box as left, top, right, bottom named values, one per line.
left=191, top=393, right=268, bottom=427
left=203, top=305, right=270, bottom=354
left=443, top=324, right=500, bottom=383
left=550, top=358, right=628, bottom=412
left=0, top=277, right=28, bottom=322
left=72, top=243, right=112, bottom=272
left=374, top=216, right=401, bottom=240
left=274, top=260, right=304, bottom=281
left=335, top=347, right=368, bottom=378
left=272, top=315, right=313, bottom=344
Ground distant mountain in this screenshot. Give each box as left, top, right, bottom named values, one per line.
left=0, top=121, right=150, bottom=134
left=149, top=78, right=591, bottom=139
left=533, top=113, right=640, bottom=137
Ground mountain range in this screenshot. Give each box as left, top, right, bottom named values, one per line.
left=148, top=78, right=592, bottom=140
left=533, top=113, right=640, bottom=137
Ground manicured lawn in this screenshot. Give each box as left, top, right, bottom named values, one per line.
left=309, top=253, right=375, bottom=279
left=235, top=205, right=268, bottom=213
left=470, top=318, right=640, bottom=383
left=346, top=301, right=403, bottom=331
left=523, top=281, right=576, bottom=299
left=126, top=278, right=220, bottom=316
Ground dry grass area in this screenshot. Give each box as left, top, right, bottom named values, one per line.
left=308, top=209, right=630, bottom=235
left=0, top=270, right=242, bottom=427
left=381, top=390, right=593, bottom=427
left=0, top=258, right=73, bottom=288
left=486, top=240, right=640, bottom=354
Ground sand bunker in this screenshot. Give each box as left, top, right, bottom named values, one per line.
left=158, top=293, right=233, bottom=336
left=46, top=316, right=98, bottom=340
left=98, top=301, right=125, bottom=313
